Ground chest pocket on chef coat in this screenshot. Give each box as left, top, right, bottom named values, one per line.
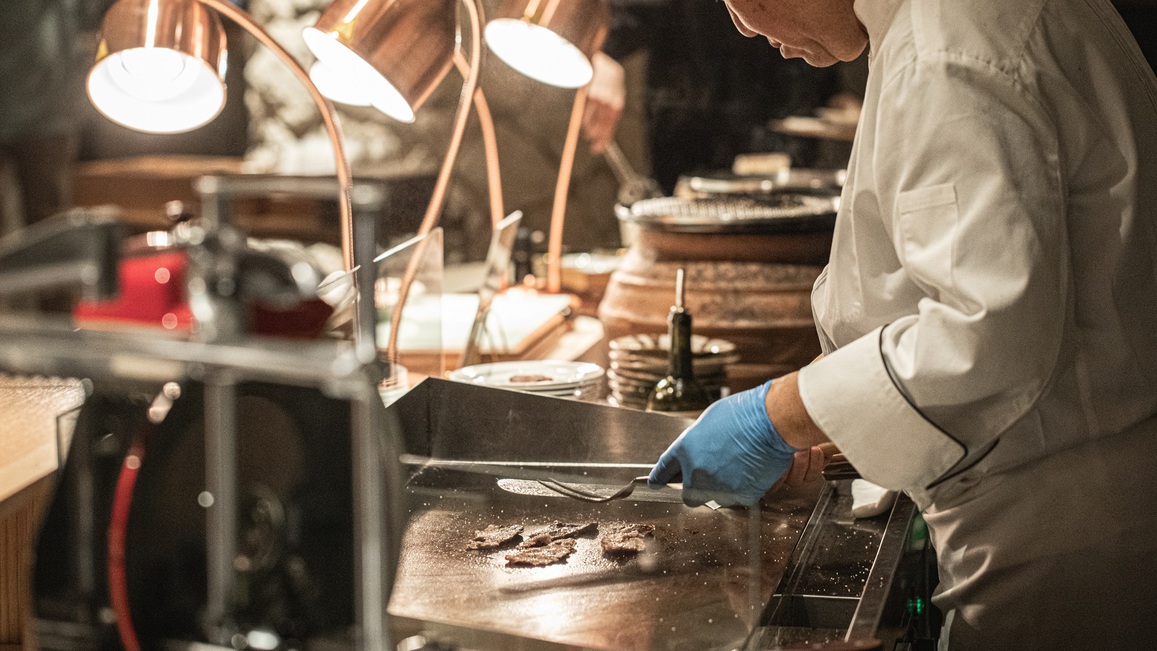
left=896, top=183, right=959, bottom=293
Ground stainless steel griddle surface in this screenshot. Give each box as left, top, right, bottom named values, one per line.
left=389, top=468, right=822, bottom=650
left=383, top=380, right=825, bottom=650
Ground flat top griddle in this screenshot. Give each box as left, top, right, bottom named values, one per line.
left=389, top=467, right=822, bottom=650
left=382, top=380, right=829, bottom=650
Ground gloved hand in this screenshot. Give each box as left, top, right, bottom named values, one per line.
left=649, top=380, right=800, bottom=507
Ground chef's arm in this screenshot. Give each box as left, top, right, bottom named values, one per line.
left=797, top=55, right=1067, bottom=493
left=770, top=353, right=828, bottom=451
left=763, top=371, right=833, bottom=490
left=766, top=371, right=830, bottom=449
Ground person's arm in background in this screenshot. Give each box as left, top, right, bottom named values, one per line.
left=584, top=52, right=627, bottom=154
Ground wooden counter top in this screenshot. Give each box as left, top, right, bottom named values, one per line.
left=0, top=376, right=86, bottom=647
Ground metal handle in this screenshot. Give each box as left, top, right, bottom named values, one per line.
left=603, top=141, right=641, bottom=187
left=604, top=141, right=664, bottom=205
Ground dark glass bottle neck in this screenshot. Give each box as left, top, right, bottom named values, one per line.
left=667, top=308, right=695, bottom=378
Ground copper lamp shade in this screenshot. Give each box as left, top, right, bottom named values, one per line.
left=303, top=0, right=456, bottom=123
left=87, top=0, right=228, bottom=134
left=485, top=0, right=609, bottom=88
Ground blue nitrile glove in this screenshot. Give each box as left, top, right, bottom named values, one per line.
left=648, top=380, right=800, bottom=507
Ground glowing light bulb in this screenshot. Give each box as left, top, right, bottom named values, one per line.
left=308, top=60, right=372, bottom=107
left=109, top=47, right=202, bottom=102
left=88, top=46, right=226, bottom=133
left=484, top=19, right=593, bottom=88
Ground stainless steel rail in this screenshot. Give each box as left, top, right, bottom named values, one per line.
left=747, top=482, right=920, bottom=649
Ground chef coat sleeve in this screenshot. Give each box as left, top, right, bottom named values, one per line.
left=797, top=54, right=1067, bottom=492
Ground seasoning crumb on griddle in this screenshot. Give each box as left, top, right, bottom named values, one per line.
left=517, top=521, right=599, bottom=548
left=505, top=538, right=578, bottom=566
left=466, top=523, right=524, bottom=550
left=600, top=523, right=656, bottom=554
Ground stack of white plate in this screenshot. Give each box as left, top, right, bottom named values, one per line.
left=448, top=360, right=606, bottom=401
left=607, top=334, right=740, bottom=410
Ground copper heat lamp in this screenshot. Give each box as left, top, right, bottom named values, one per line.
left=87, top=0, right=357, bottom=273
left=486, top=0, right=609, bottom=291
left=486, top=0, right=609, bottom=88
left=88, top=0, right=228, bottom=134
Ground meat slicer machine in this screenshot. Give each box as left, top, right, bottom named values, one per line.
left=0, top=177, right=936, bottom=651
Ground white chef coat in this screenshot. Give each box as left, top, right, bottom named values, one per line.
left=794, top=0, right=1157, bottom=647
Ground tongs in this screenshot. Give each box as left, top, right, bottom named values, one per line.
left=537, top=476, right=652, bottom=503
left=537, top=445, right=860, bottom=503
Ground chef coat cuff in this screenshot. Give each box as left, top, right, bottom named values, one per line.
left=797, top=326, right=966, bottom=492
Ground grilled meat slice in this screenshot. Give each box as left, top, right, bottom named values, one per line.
left=466, top=523, right=524, bottom=550
left=505, top=538, right=578, bottom=567
left=508, top=374, right=555, bottom=383
left=517, top=521, right=599, bottom=548
left=600, top=523, right=656, bottom=554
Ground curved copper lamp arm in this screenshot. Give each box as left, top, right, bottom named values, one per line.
left=472, top=90, right=505, bottom=228
left=415, top=0, right=483, bottom=238
left=197, top=0, right=355, bottom=272
left=547, top=83, right=589, bottom=292
left=455, top=51, right=506, bottom=228
left=386, top=0, right=484, bottom=369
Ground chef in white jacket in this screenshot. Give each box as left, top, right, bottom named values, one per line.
left=646, top=0, right=1157, bottom=648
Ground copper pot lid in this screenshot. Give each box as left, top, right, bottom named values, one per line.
left=615, top=194, right=839, bottom=234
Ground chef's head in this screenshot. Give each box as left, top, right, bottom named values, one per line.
left=722, top=0, right=867, bottom=67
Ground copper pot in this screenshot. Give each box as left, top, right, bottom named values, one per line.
left=599, top=193, right=835, bottom=391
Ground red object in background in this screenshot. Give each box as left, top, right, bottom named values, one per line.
left=250, top=298, right=335, bottom=339
left=108, top=429, right=147, bottom=651
left=74, top=251, right=192, bottom=332
left=74, top=249, right=333, bottom=338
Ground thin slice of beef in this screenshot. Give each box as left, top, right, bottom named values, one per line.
left=600, top=523, right=656, bottom=554
left=466, top=523, right=524, bottom=550
left=508, top=374, right=555, bottom=383
left=505, top=538, right=578, bottom=567
left=517, top=521, right=599, bottom=548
